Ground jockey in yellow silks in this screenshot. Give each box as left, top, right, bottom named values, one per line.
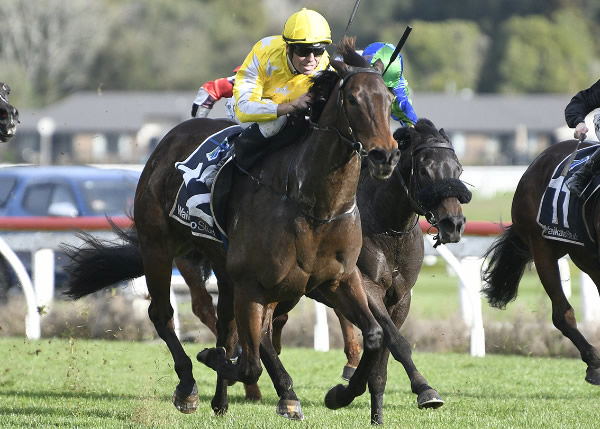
left=228, top=8, right=332, bottom=169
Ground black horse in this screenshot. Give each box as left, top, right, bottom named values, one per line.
left=0, top=83, right=19, bottom=143
left=294, top=118, right=470, bottom=424
left=483, top=139, right=600, bottom=385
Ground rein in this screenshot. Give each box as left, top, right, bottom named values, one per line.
left=395, top=138, right=459, bottom=246
left=235, top=160, right=358, bottom=225
left=308, top=67, right=383, bottom=160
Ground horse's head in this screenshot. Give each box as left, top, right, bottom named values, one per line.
left=314, top=37, right=399, bottom=180
left=394, top=119, right=471, bottom=245
left=0, top=83, right=19, bottom=143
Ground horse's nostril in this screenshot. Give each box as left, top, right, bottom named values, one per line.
left=368, top=148, right=387, bottom=164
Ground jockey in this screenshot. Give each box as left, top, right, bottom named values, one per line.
left=228, top=8, right=332, bottom=169
left=361, top=42, right=417, bottom=127
left=564, top=78, right=600, bottom=197
left=191, top=67, right=240, bottom=118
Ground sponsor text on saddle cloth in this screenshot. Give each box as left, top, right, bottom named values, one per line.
left=170, top=125, right=241, bottom=242
left=537, top=144, right=600, bottom=248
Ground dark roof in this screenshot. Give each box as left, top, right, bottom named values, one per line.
left=19, top=91, right=195, bottom=134
left=413, top=91, right=571, bottom=133
left=17, top=90, right=572, bottom=135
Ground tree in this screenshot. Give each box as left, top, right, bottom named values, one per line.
left=386, top=20, right=487, bottom=92
left=0, top=0, right=111, bottom=106
left=89, top=0, right=267, bottom=92
left=494, top=10, right=596, bottom=93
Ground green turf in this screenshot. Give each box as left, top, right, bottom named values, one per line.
left=1, top=338, right=600, bottom=428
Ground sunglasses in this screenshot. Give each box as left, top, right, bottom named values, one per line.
left=293, top=45, right=326, bottom=57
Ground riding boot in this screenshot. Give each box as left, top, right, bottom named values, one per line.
left=203, top=152, right=230, bottom=190
left=232, top=123, right=270, bottom=171
left=566, top=147, right=600, bottom=197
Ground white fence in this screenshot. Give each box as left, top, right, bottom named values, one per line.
left=2, top=218, right=599, bottom=358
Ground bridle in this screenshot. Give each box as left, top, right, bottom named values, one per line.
left=308, top=66, right=383, bottom=160
left=395, top=137, right=460, bottom=246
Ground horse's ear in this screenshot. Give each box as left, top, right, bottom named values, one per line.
left=439, top=128, right=451, bottom=142
left=330, top=59, right=350, bottom=76
left=372, top=58, right=384, bottom=74
left=393, top=127, right=411, bottom=151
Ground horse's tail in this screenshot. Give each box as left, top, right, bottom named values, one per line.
left=62, top=221, right=143, bottom=300
left=481, top=225, right=532, bottom=309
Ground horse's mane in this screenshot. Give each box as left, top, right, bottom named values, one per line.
left=308, top=37, right=371, bottom=122
left=414, top=118, right=438, bottom=136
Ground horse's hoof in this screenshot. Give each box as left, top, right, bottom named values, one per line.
left=197, top=346, right=226, bottom=370
left=585, top=366, right=600, bottom=385
left=172, top=384, right=199, bottom=414
left=244, top=383, right=262, bottom=402
left=276, top=399, right=304, bottom=420
left=417, top=388, right=444, bottom=409
left=212, top=404, right=228, bottom=416
left=324, top=384, right=353, bottom=410
left=341, top=365, right=356, bottom=381
left=211, top=395, right=228, bottom=416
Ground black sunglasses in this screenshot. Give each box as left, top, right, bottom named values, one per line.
left=293, top=45, right=326, bottom=57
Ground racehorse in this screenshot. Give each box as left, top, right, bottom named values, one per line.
left=179, top=118, right=470, bottom=424
left=64, top=37, right=400, bottom=419
left=0, top=82, right=19, bottom=142
left=267, top=118, right=471, bottom=424
left=482, top=139, right=600, bottom=385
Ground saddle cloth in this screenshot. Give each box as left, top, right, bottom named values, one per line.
left=536, top=144, right=600, bottom=248
left=169, top=125, right=241, bottom=243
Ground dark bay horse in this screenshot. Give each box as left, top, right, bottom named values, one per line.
left=483, top=139, right=600, bottom=385
left=64, top=38, right=399, bottom=419
left=183, top=118, right=470, bottom=424
left=0, top=83, right=19, bottom=142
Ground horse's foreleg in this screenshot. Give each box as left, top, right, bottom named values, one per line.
left=320, top=270, right=383, bottom=410
left=333, top=309, right=361, bottom=380
left=535, top=250, right=600, bottom=384
left=324, top=269, right=383, bottom=351
left=380, top=296, right=443, bottom=410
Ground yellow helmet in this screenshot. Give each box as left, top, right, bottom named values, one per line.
left=282, top=8, right=332, bottom=45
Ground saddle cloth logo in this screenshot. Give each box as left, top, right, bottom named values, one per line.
left=536, top=144, right=600, bottom=248
left=169, top=125, right=241, bottom=242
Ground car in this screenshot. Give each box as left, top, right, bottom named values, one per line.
left=0, top=165, right=139, bottom=217
left=0, top=165, right=141, bottom=302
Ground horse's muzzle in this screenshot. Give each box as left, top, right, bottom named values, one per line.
left=437, top=213, right=466, bottom=244
left=367, top=148, right=401, bottom=180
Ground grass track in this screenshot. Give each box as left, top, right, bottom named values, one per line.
left=2, top=338, right=600, bottom=428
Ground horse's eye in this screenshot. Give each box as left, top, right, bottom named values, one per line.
left=348, top=95, right=358, bottom=105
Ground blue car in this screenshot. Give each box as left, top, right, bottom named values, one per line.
left=0, top=165, right=141, bottom=301
left=0, top=165, right=139, bottom=217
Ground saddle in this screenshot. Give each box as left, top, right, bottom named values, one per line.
left=169, top=125, right=241, bottom=243
left=537, top=145, right=600, bottom=248
left=170, top=115, right=310, bottom=244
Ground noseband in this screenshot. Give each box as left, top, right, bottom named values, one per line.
left=309, top=67, right=383, bottom=159
left=396, top=138, right=471, bottom=246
